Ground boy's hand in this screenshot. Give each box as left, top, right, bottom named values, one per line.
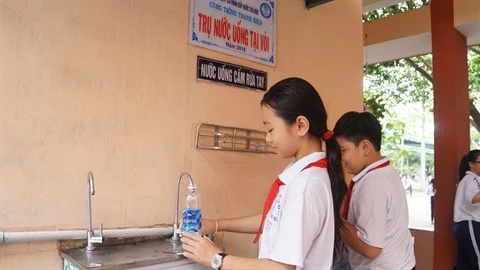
left=340, top=221, right=382, bottom=260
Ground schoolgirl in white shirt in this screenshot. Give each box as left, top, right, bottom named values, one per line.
left=180, top=77, right=347, bottom=269
left=453, top=149, right=480, bottom=270
left=426, top=179, right=436, bottom=224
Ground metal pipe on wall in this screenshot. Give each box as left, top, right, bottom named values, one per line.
left=0, top=227, right=173, bottom=244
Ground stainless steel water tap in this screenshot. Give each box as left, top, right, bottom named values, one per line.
left=86, top=171, right=104, bottom=251
left=171, top=172, right=195, bottom=242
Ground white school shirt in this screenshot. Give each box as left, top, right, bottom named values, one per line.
left=258, top=152, right=335, bottom=270
left=426, top=184, right=436, bottom=196
left=347, top=157, right=415, bottom=270
left=454, top=171, right=480, bottom=222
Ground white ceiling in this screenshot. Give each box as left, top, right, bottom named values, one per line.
left=457, top=21, right=480, bottom=46
left=364, top=33, right=432, bottom=65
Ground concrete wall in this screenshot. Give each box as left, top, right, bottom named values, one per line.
left=0, top=1, right=364, bottom=269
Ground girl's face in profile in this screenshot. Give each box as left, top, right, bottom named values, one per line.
left=469, top=157, right=480, bottom=175
left=261, top=105, right=301, bottom=159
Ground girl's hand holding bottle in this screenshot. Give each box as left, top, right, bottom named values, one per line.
left=181, top=231, right=222, bottom=267
left=179, top=218, right=217, bottom=235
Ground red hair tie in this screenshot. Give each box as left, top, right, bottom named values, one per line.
left=322, top=129, right=334, bottom=141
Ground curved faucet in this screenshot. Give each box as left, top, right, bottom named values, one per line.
left=86, top=171, right=104, bottom=251
left=171, top=172, right=195, bottom=242
left=87, top=172, right=95, bottom=232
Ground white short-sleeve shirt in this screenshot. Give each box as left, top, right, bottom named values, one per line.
left=258, top=152, right=335, bottom=270
left=347, top=157, right=415, bottom=270
left=426, top=184, right=436, bottom=196
left=454, top=171, right=480, bottom=222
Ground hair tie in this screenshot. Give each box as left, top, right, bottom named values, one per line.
left=322, top=129, right=334, bottom=141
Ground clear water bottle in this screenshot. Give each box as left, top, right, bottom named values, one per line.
left=182, top=185, right=202, bottom=234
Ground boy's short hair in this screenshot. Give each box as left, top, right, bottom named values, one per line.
left=333, top=111, right=382, bottom=151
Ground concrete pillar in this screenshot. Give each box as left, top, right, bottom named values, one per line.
left=431, top=0, right=470, bottom=268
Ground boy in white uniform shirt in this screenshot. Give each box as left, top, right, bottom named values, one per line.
left=334, top=111, right=416, bottom=270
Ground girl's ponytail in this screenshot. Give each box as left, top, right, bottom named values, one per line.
left=458, top=154, right=469, bottom=181
left=324, top=134, right=347, bottom=262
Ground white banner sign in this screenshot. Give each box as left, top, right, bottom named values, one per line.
left=189, top=0, right=276, bottom=66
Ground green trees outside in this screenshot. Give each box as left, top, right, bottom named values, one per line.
left=364, top=48, right=480, bottom=179
left=362, top=0, right=480, bottom=182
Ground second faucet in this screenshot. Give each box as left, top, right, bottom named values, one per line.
left=86, top=171, right=104, bottom=251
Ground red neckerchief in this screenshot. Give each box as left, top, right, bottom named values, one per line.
left=342, top=160, right=391, bottom=220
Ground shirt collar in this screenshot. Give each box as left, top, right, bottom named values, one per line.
left=352, top=156, right=390, bottom=183
left=278, top=152, right=326, bottom=185
left=467, top=171, right=479, bottom=178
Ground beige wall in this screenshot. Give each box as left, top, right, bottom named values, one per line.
left=455, top=0, right=480, bottom=26
left=0, top=1, right=363, bottom=269
left=363, top=6, right=431, bottom=46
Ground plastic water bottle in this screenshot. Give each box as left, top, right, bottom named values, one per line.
left=182, top=185, right=202, bottom=234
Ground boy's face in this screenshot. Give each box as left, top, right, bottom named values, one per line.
left=336, top=136, right=367, bottom=175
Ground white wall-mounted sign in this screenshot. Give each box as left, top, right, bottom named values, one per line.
left=189, top=0, right=276, bottom=67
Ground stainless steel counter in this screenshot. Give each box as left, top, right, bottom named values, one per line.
left=61, top=238, right=203, bottom=270
left=128, top=259, right=210, bottom=270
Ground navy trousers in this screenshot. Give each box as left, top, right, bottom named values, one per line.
left=454, top=220, right=480, bottom=270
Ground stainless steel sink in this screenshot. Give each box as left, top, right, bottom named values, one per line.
left=127, top=258, right=210, bottom=270
left=61, top=238, right=188, bottom=270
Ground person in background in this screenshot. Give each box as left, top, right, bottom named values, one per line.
left=406, top=175, right=413, bottom=197
left=180, top=77, right=347, bottom=269
left=334, top=111, right=416, bottom=270
left=426, top=179, right=436, bottom=225
left=453, top=150, right=480, bottom=270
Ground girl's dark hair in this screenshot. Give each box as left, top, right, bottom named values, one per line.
left=459, top=150, right=480, bottom=181
left=260, top=77, right=347, bottom=261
